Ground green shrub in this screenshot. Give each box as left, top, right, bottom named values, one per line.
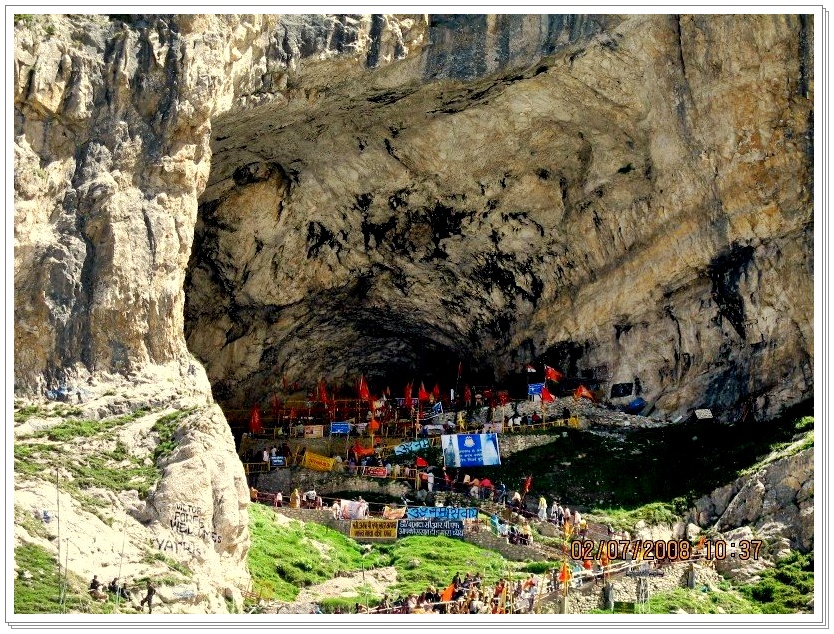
left=740, top=551, right=813, bottom=614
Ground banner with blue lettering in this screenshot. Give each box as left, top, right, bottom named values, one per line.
left=393, top=439, right=430, bottom=456
left=527, top=382, right=545, bottom=396
left=405, top=506, right=478, bottom=520
left=441, top=433, right=501, bottom=467
left=397, top=519, right=464, bottom=539
left=269, top=455, right=285, bottom=468
left=330, top=422, right=351, bottom=435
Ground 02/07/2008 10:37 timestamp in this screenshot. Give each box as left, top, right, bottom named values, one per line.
left=571, top=538, right=764, bottom=561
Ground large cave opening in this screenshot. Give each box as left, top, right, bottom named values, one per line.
left=182, top=73, right=560, bottom=425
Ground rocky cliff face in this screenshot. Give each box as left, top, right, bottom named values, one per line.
left=15, top=14, right=812, bottom=423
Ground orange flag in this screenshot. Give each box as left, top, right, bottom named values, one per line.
left=544, top=365, right=563, bottom=382
left=573, top=385, right=595, bottom=401
left=541, top=385, right=556, bottom=402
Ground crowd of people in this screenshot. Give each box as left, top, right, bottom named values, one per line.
left=348, top=570, right=552, bottom=614
left=88, top=576, right=155, bottom=613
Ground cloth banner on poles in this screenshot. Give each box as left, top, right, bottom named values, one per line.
left=303, top=425, right=324, bottom=438
left=527, top=382, right=545, bottom=396
left=405, top=506, right=477, bottom=520
left=397, top=519, right=464, bottom=539
left=393, top=438, right=430, bottom=456
left=302, top=451, right=335, bottom=472
left=441, top=433, right=501, bottom=467
left=350, top=519, right=397, bottom=539
left=340, top=500, right=369, bottom=519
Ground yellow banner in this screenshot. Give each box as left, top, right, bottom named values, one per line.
left=302, top=451, right=335, bottom=472
left=349, top=519, right=398, bottom=539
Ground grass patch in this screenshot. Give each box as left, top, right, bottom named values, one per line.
left=143, top=551, right=193, bottom=577
left=152, top=409, right=195, bottom=462
left=14, top=404, right=84, bottom=423
left=64, top=454, right=158, bottom=499
left=475, top=404, right=812, bottom=508
left=14, top=405, right=46, bottom=423
left=586, top=502, right=678, bottom=532
left=14, top=543, right=129, bottom=614
left=642, top=586, right=762, bottom=614
left=384, top=536, right=508, bottom=597
left=247, top=504, right=388, bottom=601
left=30, top=406, right=151, bottom=442
left=739, top=551, right=813, bottom=614
left=14, top=544, right=65, bottom=613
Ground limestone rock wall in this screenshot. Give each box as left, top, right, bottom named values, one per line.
left=14, top=14, right=812, bottom=427
left=690, top=446, right=813, bottom=554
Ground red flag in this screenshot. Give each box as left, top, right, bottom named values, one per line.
left=249, top=404, right=263, bottom=435
left=457, top=361, right=463, bottom=378
left=368, top=418, right=380, bottom=433
left=558, top=562, right=572, bottom=583
left=544, top=365, right=563, bottom=382
left=418, top=382, right=430, bottom=402
left=358, top=376, right=370, bottom=401
left=415, top=456, right=428, bottom=467
left=432, top=383, right=441, bottom=399
left=404, top=382, right=413, bottom=405
left=525, top=364, right=537, bottom=373
left=574, top=385, right=595, bottom=401
left=464, top=385, right=471, bottom=403
left=271, top=394, right=281, bottom=418
left=522, top=475, right=532, bottom=494
left=499, top=392, right=509, bottom=406
left=318, top=380, right=328, bottom=404
left=541, top=385, right=555, bottom=402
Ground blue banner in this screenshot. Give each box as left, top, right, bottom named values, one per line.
left=406, top=506, right=478, bottom=520
left=441, top=433, right=501, bottom=467
left=432, top=402, right=443, bottom=415
left=527, top=382, right=545, bottom=396
left=397, top=519, right=464, bottom=539
left=393, top=438, right=430, bottom=456
left=330, top=422, right=351, bottom=435
left=269, top=455, right=285, bottom=467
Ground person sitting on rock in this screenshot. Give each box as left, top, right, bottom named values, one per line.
left=88, top=575, right=107, bottom=601
left=120, top=581, right=132, bottom=602
left=107, top=577, right=119, bottom=595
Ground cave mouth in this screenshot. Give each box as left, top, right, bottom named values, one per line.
left=182, top=127, right=505, bottom=428
left=180, top=55, right=566, bottom=427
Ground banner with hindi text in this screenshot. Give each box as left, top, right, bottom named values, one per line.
left=302, top=451, right=334, bottom=472
left=350, top=519, right=398, bottom=539
left=397, top=519, right=464, bottom=539
left=405, top=506, right=477, bottom=520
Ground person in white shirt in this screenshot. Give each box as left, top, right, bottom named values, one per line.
left=427, top=470, right=435, bottom=492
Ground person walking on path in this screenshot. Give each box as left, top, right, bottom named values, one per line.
left=537, top=495, right=548, bottom=521
left=139, top=580, right=156, bottom=613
